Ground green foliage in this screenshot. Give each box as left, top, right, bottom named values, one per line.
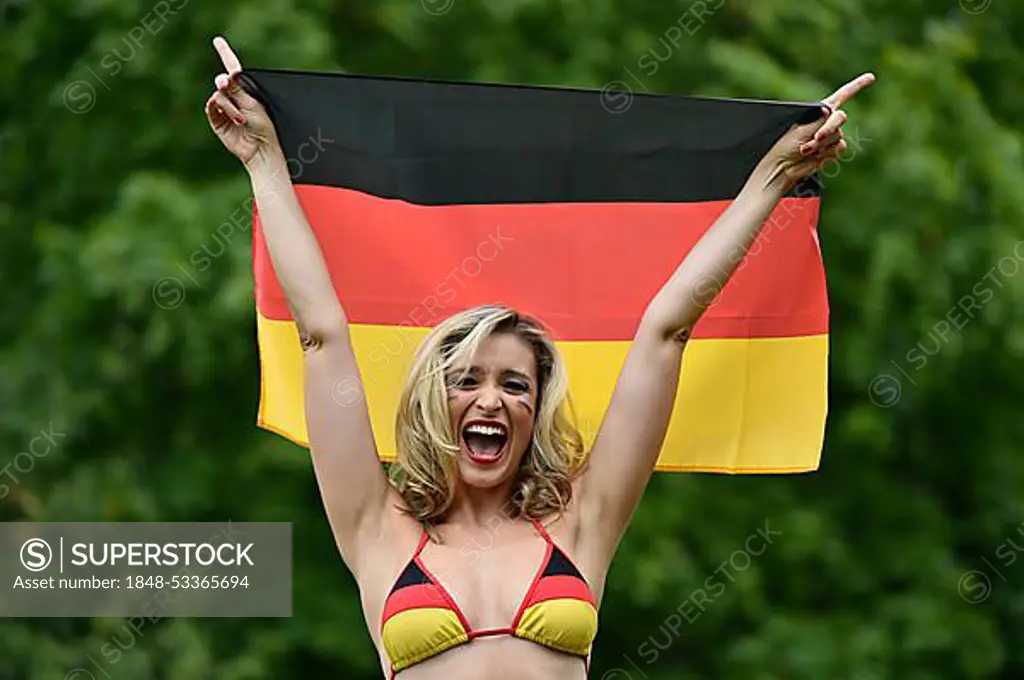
left=2, top=0, right=1023, bottom=678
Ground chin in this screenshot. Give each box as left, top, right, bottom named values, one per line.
left=456, top=462, right=511, bottom=490
left=457, top=453, right=513, bottom=490
left=455, top=439, right=524, bottom=490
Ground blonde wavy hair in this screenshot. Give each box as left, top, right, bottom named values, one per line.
left=388, top=305, right=585, bottom=525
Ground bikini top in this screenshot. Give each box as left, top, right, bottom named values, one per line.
left=380, top=518, right=599, bottom=677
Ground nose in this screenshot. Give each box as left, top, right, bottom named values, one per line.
left=473, top=383, right=502, bottom=413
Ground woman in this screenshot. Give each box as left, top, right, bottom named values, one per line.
left=205, top=36, right=873, bottom=679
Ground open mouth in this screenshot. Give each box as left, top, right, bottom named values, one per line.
left=461, top=421, right=509, bottom=465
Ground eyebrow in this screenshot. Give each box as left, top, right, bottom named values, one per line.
left=503, top=370, right=533, bottom=384
left=455, top=366, right=534, bottom=384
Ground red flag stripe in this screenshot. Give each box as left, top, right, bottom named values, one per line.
left=253, top=186, right=826, bottom=341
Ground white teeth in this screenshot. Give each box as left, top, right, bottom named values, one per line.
left=464, top=424, right=507, bottom=436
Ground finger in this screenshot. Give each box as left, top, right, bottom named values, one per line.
left=215, top=72, right=244, bottom=97
left=205, top=93, right=230, bottom=128
left=815, top=139, right=847, bottom=163
left=205, top=90, right=242, bottom=128
left=802, top=132, right=842, bottom=156
left=813, top=109, right=847, bottom=142
left=823, top=72, right=875, bottom=109
left=215, top=71, right=245, bottom=102
left=799, top=120, right=843, bottom=155
left=816, top=129, right=843, bottom=148
left=215, top=71, right=258, bottom=111
left=211, top=91, right=245, bottom=125
left=212, top=36, right=250, bottom=102
left=213, top=36, right=243, bottom=76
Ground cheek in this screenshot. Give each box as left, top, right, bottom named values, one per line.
left=447, top=393, right=468, bottom=425
left=514, top=396, right=536, bottom=433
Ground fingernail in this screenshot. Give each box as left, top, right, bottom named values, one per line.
left=234, top=115, right=246, bottom=125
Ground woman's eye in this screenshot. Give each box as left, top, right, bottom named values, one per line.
left=505, top=380, right=529, bottom=393
left=451, top=375, right=476, bottom=388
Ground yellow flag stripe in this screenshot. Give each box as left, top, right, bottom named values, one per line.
left=256, top=315, right=827, bottom=473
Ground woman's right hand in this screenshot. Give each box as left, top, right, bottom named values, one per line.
left=205, top=36, right=281, bottom=169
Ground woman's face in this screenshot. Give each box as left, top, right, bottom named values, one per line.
left=447, top=331, right=539, bottom=490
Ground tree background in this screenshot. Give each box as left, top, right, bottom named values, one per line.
left=2, top=0, right=1023, bottom=678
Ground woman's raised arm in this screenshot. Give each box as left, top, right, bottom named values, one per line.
left=205, top=36, right=394, bottom=575
left=574, top=74, right=875, bottom=567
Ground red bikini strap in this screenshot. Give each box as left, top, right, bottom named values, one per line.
left=413, top=527, right=430, bottom=558
left=529, top=518, right=553, bottom=544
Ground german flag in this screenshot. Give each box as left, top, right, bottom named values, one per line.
left=241, top=69, right=829, bottom=473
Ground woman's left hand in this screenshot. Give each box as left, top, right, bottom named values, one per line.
left=758, top=72, right=876, bottom=193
